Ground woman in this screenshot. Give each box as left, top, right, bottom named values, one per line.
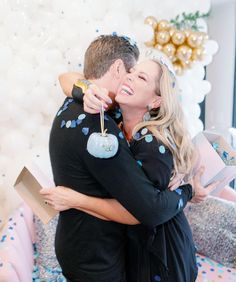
left=42, top=58, right=208, bottom=281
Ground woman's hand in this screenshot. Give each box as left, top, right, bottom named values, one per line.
left=168, top=173, right=185, bottom=191
left=40, top=186, right=86, bottom=211
left=190, top=166, right=221, bottom=203
left=83, top=84, right=112, bottom=114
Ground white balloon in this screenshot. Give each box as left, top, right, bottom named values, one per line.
left=103, top=12, right=131, bottom=34
left=204, top=40, right=219, bottom=56
left=41, top=99, right=58, bottom=116
left=20, top=113, right=44, bottom=136
left=132, top=22, right=154, bottom=44
left=1, top=130, right=30, bottom=157
left=0, top=155, right=11, bottom=174
left=0, top=46, right=13, bottom=72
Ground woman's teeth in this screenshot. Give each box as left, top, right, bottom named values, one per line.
left=121, top=85, right=133, bottom=96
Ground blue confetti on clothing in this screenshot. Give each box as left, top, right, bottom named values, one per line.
left=82, top=127, right=89, bottom=135
left=178, top=198, right=184, bottom=210
left=66, top=120, right=72, bottom=128
left=145, top=134, right=153, bottom=143
left=137, top=160, right=143, bottom=167
left=61, top=120, right=66, bottom=128
left=104, top=114, right=109, bottom=121
left=133, top=132, right=141, bottom=140
left=70, top=120, right=77, bottom=128
left=154, top=275, right=161, bottom=281
left=57, top=99, right=74, bottom=116
left=159, top=145, right=166, bottom=154
left=57, top=110, right=63, bottom=116
left=141, top=128, right=148, bottom=135
left=78, top=114, right=86, bottom=120
left=174, top=188, right=182, bottom=195
left=76, top=119, right=82, bottom=125
left=119, top=132, right=124, bottom=139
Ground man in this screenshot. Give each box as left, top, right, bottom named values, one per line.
left=46, top=35, right=211, bottom=282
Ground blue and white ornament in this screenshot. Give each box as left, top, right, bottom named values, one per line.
left=87, top=105, right=119, bottom=158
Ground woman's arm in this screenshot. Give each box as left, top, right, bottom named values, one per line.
left=59, top=72, right=84, bottom=97
left=215, top=185, right=236, bottom=203
left=40, top=186, right=139, bottom=225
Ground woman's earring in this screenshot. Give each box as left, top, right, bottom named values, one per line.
left=143, top=105, right=152, bottom=121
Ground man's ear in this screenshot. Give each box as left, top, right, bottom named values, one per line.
left=151, top=96, right=162, bottom=109
left=110, top=59, right=124, bottom=79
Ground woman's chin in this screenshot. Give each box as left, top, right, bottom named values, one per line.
left=116, top=93, right=130, bottom=104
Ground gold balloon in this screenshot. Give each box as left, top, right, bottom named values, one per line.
left=155, top=31, right=170, bottom=45
left=154, top=44, right=163, bottom=51
left=173, top=62, right=183, bottom=75
left=176, top=45, right=192, bottom=62
left=187, top=31, right=204, bottom=48
left=181, top=60, right=192, bottom=69
left=171, top=55, right=178, bottom=63
left=171, top=30, right=186, bottom=45
left=199, top=32, right=209, bottom=43
left=169, top=27, right=177, bottom=36
left=192, top=47, right=205, bottom=61
left=203, top=33, right=209, bottom=41
left=184, top=29, right=192, bottom=38
left=145, top=39, right=155, bottom=47
left=163, top=43, right=176, bottom=59
left=144, top=16, right=158, bottom=30
left=157, top=20, right=171, bottom=31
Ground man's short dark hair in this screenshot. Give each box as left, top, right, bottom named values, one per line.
left=83, top=34, right=139, bottom=79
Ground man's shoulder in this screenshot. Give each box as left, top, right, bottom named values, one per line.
left=52, top=98, right=122, bottom=137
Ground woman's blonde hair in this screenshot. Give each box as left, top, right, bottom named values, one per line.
left=133, top=58, right=196, bottom=178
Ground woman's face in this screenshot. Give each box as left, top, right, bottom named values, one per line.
left=115, top=60, right=161, bottom=111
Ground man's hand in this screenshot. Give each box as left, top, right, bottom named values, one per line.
left=190, top=166, right=221, bottom=203
left=83, top=84, right=112, bottom=114
left=40, top=186, right=85, bottom=211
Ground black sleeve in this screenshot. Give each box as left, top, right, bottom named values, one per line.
left=76, top=114, right=192, bottom=228
left=71, top=84, right=84, bottom=103
left=130, top=136, right=173, bottom=189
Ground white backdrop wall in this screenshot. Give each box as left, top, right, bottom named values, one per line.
left=206, top=0, right=236, bottom=138
left=0, top=0, right=216, bottom=221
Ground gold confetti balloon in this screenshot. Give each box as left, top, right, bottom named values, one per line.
left=173, top=62, right=183, bottom=75
left=176, top=45, right=192, bottom=62
left=192, top=46, right=205, bottom=61
left=187, top=31, right=204, bottom=48
left=143, top=16, right=211, bottom=75
left=154, top=44, right=163, bottom=51
left=181, top=60, right=192, bottom=69
left=171, top=30, right=186, bottom=45
left=172, top=55, right=178, bottom=63
left=163, top=43, right=176, bottom=60
left=184, top=29, right=192, bottom=38
left=169, top=27, right=177, bottom=36
left=157, top=20, right=171, bottom=31
left=145, top=39, right=156, bottom=47
left=144, top=16, right=158, bottom=29
left=155, top=30, right=170, bottom=45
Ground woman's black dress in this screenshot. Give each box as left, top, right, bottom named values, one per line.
left=126, top=130, right=198, bottom=282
